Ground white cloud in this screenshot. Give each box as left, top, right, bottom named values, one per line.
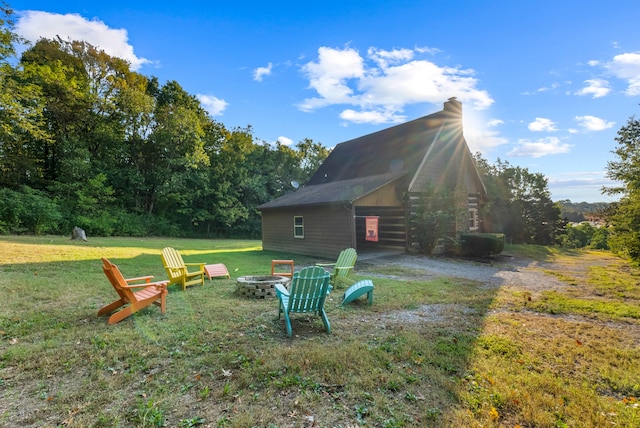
left=575, top=79, right=610, bottom=98
left=464, top=128, right=509, bottom=153
left=197, top=94, right=228, bottom=116
left=575, top=115, right=615, bottom=131
left=548, top=171, right=619, bottom=202
left=508, top=136, right=572, bottom=158
left=415, top=45, right=441, bottom=55
left=15, top=11, right=151, bottom=71
left=550, top=171, right=612, bottom=187
left=253, top=62, right=273, bottom=82
left=277, top=136, right=293, bottom=146
left=339, top=109, right=405, bottom=124
left=606, top=52, right=640, bottom=96
left=522, top=82, right=562, bottom=95
left=528, top=117, right=557, bottom=132
left=298, top=45, right=493, bottom=124
left=367, top=47, right=414, bottom=69
left=460, top=111, right=509, bottom=154
left=536, top=82, right=560, bottom=93
left=299, top=46, right=365, bottom=111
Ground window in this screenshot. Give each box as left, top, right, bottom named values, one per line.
left=468, top=209, right=478, bottom=231
left=294, top=216, right=304, bottom=238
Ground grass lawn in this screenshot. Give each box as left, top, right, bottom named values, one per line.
left=0, top=236, right=639, bottom=427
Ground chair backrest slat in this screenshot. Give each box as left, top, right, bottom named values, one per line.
left=101, top=258, right=136, bottom=302
left=161, top=247, right=187, bottom=279
left=334, top=248, right=357, bottom=278
left=288, top=266, right=330, bottom=313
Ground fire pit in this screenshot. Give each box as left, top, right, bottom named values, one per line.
left=236, top=275, right=290, bottom=298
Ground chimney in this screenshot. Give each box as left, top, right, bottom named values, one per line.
left=443, top=97, right=462, bottom=118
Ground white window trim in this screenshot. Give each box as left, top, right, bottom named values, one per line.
left=468, top=208, right=478, bottom=231
left=294, top=216, right=304, bottom=238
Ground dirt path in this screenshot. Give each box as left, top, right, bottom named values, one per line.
left=353, top=251, right=632, bottom=332
left=357, top=252, right=569, bottom=293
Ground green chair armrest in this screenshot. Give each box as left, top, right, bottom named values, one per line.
left=275, top=283, right=289, bottom=297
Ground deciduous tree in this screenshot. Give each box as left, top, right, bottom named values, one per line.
left=604, top=114, right=640, bottom=261
left=473, top=154, right=563, bottom=245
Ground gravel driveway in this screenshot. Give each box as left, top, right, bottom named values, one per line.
left=357, top=252, right=567, bottom=293
left=351, top=251, right=570, bottom=326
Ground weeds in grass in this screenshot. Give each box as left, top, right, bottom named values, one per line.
left=131, top=399, right=165, bottom=427
left=543, top=269, right=580, bottom=285
left=199, top=385, right=210, bottom=400
left=1, top=237, right=639, bottom=427
left=178, top=416, right=206, bottom=427
left=532, top=290, right=640, bottom=319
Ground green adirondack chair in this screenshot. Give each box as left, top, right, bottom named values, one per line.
left=316, top=247, right=358, bottom=286
left=275, top=266, right=332, bottom=337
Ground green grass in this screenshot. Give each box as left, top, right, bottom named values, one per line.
left=503, top=243, right=563, bottom=261
left=1, top=236, right=639, bottom=427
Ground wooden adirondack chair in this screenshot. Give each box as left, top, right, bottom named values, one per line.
left=160, top=247, right=205, bottom=290
left=316, top=247, right=358, bottom=286
left=98, top=258, right=168, bottom=324
left=275, top=266, right=332, bottom=337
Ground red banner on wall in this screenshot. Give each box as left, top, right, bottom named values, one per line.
left=365, top=216, right=378, bottom=242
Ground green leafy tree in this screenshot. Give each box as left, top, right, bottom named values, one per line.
left=604, top=196, right=640, bottom=260
left=294, top=138, right=331, bottom=185
left=589, top=226, right=610, bottom=250
left=0, top=4, right=50, bottom=187
left=604, top=113, right=640, bottom=261
left=0, top=186, right=62, bottom=234
left=73, top=173, right=118, bottom=235
left=473, top=154, right=563, bottom=245
left=605, top=115, right=640, bottom=194
left=19, top=38, right=91, bottom=188
left=145, top=80, right=211, bottom=222
left=558, top=222, right=594, bottom=248
left=204, top=125, right=256, bottom=236
left=0, top=10, right=330, bottom=239
left=413, top=181, right=465, bottom=254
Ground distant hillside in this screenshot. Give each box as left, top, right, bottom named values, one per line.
left=557, top=200, right=610, bottom=223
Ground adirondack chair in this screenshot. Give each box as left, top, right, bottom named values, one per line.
left=160, top=247, right=205, bottom=290
left=316, top=247, right=357, bottom=286
left=275, top=266, right=332, bottom=337
left=98, top=258, right=168, bottom=324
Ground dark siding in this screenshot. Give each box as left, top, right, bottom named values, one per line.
left=261, top=206, right=353, bottom=259
left=355, top=206, right=407, bottom=250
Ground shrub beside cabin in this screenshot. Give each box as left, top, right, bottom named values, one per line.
left=258, top=98, right=488, bottom=259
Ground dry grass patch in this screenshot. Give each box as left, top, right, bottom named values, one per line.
left=447, top=247, right=640, bottom=427
left=0, top=236, right=493, bottom=427
left=1, top=237, right=639, bottom=427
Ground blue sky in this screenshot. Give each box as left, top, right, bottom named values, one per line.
left=9, top=0, right=640, bottom=202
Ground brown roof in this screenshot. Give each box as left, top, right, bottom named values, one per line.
left=306, top=111, right=450, bottom=186
left=258, top=98, right=473, bottom=210
left=258, top=171, right=406, bottom=210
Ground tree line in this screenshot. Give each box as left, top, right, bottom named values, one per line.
left=602, top=112, right=640, bottom=263
left=0, top=5, right=328, bottom=238
left=3, top=3, right=627, bottom=255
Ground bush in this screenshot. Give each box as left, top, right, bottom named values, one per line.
left=459, top=233, right=505, bottom=257
left=113, top=211, right=181, bottom=237
left=0, top=186, right=63, bottom=235
left=589, top=227, right=610, bottom=250
left=412, top=182, right=466, bottom=254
